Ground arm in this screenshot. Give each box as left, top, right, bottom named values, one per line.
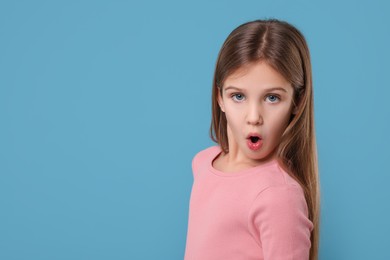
left=247, top=185, right=314, bottom=260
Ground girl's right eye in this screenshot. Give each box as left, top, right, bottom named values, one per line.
left=231, top=93, right=245, bottom=102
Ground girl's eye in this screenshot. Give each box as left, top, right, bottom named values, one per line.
left=231, top=93, right=245, bottom=102
left=230, top=93, right=281, bottom=103
left=266, top=94, right=280, bottom=103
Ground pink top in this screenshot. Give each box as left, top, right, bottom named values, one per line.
left=184, top=145, right=314, bottom=260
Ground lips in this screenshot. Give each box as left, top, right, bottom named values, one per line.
left=246, top=132, right=263, bottom=151
left=246, top=132, right=262, bottom=143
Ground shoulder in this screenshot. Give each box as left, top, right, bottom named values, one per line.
left=250, top=184, right=309, bottom=218
left=248, top=160, right=303, bottom=191
left=248, top=162, right=310, bottom=222
left=247, top=183, right=313, bottom=240
left=247, top=161, right=311, bottom=224
left=192, top=145, right=220, bottom=176
left=248, top=184, right=313, bottom=242
left=191, top=145, right=219, bottom=171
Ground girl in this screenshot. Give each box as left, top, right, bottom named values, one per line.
left=184, top=19, right=320, bottom=260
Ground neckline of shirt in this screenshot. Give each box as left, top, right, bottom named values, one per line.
left=208, top=145, right=278, bottom=177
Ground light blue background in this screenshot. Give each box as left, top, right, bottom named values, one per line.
left=1, top=0, right=389, bottom=259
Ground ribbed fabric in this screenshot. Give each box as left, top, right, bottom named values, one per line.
left=184, top=145, right=313, bottom=260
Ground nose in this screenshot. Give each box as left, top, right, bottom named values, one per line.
left=247, top=103, right=263, bottom=125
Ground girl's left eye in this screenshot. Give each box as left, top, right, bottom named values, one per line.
left=266, top=94, right=280, bottom=103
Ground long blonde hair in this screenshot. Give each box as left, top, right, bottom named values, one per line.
left=209, top=19, right=321, bottom=260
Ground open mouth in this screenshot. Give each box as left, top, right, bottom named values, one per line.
left=247, top=135, right=263, bottom=151
left=249, top=136, right=260, bottom=143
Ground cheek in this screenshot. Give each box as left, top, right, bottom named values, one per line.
left=267, top=112, right=291, bottom=134
left=224, top=110, right=243, bottom=130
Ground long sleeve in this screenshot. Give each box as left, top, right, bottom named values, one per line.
left=247, top=184, right=314, bottom=260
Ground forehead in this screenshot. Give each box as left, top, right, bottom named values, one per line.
left=223, top=61, right=292, bottom=93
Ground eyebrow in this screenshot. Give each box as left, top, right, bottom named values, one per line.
left=224, top=86, right=288, bottom=93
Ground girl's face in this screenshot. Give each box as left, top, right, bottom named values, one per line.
left=217, top=61, right=297, bottom=163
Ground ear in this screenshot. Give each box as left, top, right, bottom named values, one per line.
left=217, top=87, right=225, bottom=113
